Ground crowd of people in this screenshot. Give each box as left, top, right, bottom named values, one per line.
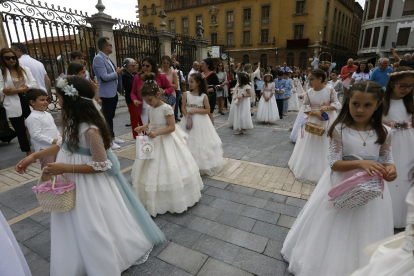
left=0, top=36, right=413, bottom=276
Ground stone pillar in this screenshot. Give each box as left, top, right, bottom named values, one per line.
left=195, top=38, right=210, bottom=62
left=158, top=30, right=174, bottom=57
left=86, top=1, right=119, bottom=65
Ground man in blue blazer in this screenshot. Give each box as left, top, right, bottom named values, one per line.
left=93, top=37, right=124, bottom=149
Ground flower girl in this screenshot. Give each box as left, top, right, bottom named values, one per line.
left=15, top=76, right=164, bottom=276
left=179, top=73, right=223, bottom=176
left=132, top=73, right=204, bottom=217
left=288, top=73, right=300, bottom=112
left=382, top=68, right=414, bottom=228
left=257, top=73, right=279, bottom=124
left=228, top=72, right=254, bottom=134
left=282, top=81, right=397, bottom=276
left=288, top=69, right=341, bottom=184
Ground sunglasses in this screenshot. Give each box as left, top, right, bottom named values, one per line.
left=3, top=56, right=17, bottom=61
left=395, top=84, right=414, bottom=90
left=142, top=64, right=151, bottom=68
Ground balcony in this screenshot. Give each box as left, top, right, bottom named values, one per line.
left=286, top=38, right=309, bottom=48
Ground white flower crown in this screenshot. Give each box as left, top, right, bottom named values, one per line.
left=145, top=79, right=157, bottom=85
left=55, top=74, right=92, bottom=101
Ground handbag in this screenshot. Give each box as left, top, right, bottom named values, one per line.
left=327, top=154, right=384, bottom=210
left=186, top=114, right=193, bottom=130
left=32, top=169, right=76, bottom=212
left=164, top=93, right=176, bottom=106
left=0, top=96, right=17, bottom=143
left=136, top=135, right=154, bottom=159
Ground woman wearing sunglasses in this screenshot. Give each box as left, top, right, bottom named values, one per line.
left=0, top=48, right=37, bottom=156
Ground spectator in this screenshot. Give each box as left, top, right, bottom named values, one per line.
left=188, top=61, right=200, bottom=82
left=201, top=58, right=220, bottom=124
left=215, top=62, right=227, bottom=115
left=230, top=63, right=236, bottom=75
left=390, top=47, right=414, bottom=69
left=280, top=62, right=290, bottom=73
left=159, top=55, right=179, bottom=122
left=69, top=50, right=90, bottom=80
left=328, top=70, right=344, bottom=102
left=340, top=58, right=358, bottom=88
left=0, top=48, right=37, bottom=156
left=368, top=63, right=374, bottom=71
left=121, top=58, right=139, bottom=137
left=369, top=58, right=393, bottom=87
left=266, top=66, right=276, bottom=79
left=225, top=65, right=234, bottom=108
left=92, top=37, right=124, bottom=150
left=11, top=42, right=52, bottom=101
left=350, top=61, right=371, bottom=85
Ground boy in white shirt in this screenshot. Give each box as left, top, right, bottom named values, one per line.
left=25, top=89, right=61, bottom=180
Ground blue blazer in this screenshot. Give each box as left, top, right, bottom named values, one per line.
left=92, top=51, right=122, bottom=98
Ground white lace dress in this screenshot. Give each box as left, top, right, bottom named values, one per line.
left=132, top=104, right=203, bottom=217
left=179, top=92, right=224, bottom=176
left=282, top=124, right=394, bottom=276
left=256, top=82, right=279, bottom=123
left=51, top=123, right=153, bottom=276
left=288, top=80, right=300, bottom=111
left=383, top=99, right=414, bottom=228
left=288, top=86, right=341, bottom=184
left=228, top=84, right=254, bottom=130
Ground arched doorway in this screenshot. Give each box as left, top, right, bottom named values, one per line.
left=260, top=53, right=267, bottom=69
left=299, top=52, right=307, bottom=70
left=287, top=52, right=294, bottom=67
left=242, top=54, right=250, bottom=64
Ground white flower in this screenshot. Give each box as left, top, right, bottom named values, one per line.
left=56, top=76, right=68, bottom=89
left=62, top=84, right=78, bottom=97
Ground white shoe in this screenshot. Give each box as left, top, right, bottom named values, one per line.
left=113, top=137, right=125, bottom=144
left=111, top=142, right=121, bottom=150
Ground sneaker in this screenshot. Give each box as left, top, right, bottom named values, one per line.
left=111, top=142, right=121, bottom=150
left=113, top=137, right=125, bottom=144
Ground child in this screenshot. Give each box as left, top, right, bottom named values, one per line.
left=282, top=72, right=293, bottom=115
left=228, top=72, right=254, bottom=135
left=68, top=50, right=90, bottom=80
left=15, top=75, right=164, bottom=275
left=274, top=71, right=287, bottom=119
left=132, top=73, right=204, bottom=216
left=288, top=72, right=300, bottom=112
left=282, top=81, right=397, bottom=276
left=288, top=69, right=341, bottom=184
left=257, top=73, right=279, bottom=124
left=25, top=89, right=60, bottom=181
left=382, top=67, right=414, bottom=229
left=328, top=70, right=344, bottom=102
left=179, top=73, right=223, bottom=176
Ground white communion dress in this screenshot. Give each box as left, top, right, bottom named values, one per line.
left=288, top=86, right=341, bottom=184
left=383, top=99, right=414, bottom=228
left=132, top=103, right=204, bottom=217
left=282, top=123, right=394, bottom=276
left=51, top=123, right=157, bottom=276
left=288, top=79, right=300, bottom=111
left=228, top=84, right=254, bottom=130
left=256, top=82, right=279, bottom=123
left=179, top=92, right=224, bottom=176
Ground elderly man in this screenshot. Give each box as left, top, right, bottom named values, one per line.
left=369, top=58, right=393, bottom=87
left=93, top=37, right=124, bottom=150
left=11, top=42, right=51, bottom=101
left=390, top=47, right=414, bottom=69
left=280, top=62, right=290, bottom=73
left=340, top=59, right=358, bottom=85
left=188, top=61, right=200, bottom=81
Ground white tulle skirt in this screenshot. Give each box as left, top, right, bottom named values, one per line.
left=281, top=168, right=394, bottom=276
left=228, top=97, right=254, bottom=130
left=256, top=93, right=279, bottom=123
left=288, top=93, right=300, bottom=111
left=132, top=128, right=204, bottom=217
left=290, top=111, right=306, bottom=143
left=179, top=113, right=224, bottom=176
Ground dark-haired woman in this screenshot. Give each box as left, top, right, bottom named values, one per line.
left=201, top=58, right=220, bottom=124
left=350, top=61, right=371, bottom=85
left=130, top=56, right=173, bottom=131
left=0, top=48, right=37, bottom=155
left=215, top=62, right=227, bottom=115
left=121, top=58, right=139, bottom=136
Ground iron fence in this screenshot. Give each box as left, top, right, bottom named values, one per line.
left=171, top=34, right=197, bottom=78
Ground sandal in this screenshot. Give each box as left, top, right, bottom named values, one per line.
left=235, top=130, right=244, bottom=135
left=125, top=123, right=131, bottom=127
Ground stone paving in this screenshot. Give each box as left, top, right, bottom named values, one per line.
left=0, top=103, right=308, bottom=276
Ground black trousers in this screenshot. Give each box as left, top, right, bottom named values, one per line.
left=255, top=90, right=261, bottom=100
left=9, top=93, right=31, bottom=152
left=101, top=94, right=118, bottom=138
left=174, top=90, right=181, bottom=120
left=276, top=99, right=284, bottom=119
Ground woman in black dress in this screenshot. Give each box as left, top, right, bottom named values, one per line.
left=201, top=58, right=220, bottom=124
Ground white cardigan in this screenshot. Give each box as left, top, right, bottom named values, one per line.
left=0, top=66, right=37, bottom=118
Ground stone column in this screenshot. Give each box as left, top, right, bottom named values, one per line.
left=86, top=1, right=119, bottom=65
left=157, top=10, right=174, bottom=57
left=195, top=38, right=210, bottom=62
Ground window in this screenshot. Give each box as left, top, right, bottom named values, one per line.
left=182, top=0, right=187, bottom=8
left=377, top=0, right=385, bottom=17
left=243, top=31, right=251, bottom=45
left=227, top=11, right=234, bottom=23
left=294, top=25, right=304, bottom=39
left=403, top=0, right=414, bottom=16
left=360, top=30, right=365, bottom=49
left=151, top=4, right=156, bottom=14
left=387, top=0, right=393, bottom=16
left=287, top=52, right=294, bottom=67
left=363, top=28, right=372, bottom=48
left=211, top=33, right=218, bottom=45
left=227, top=32, right=234, bottom=45
left=397, top=28, right=410, bottom=46
left=296, top=1, right=305, bottom=14
left=372, top=27, right=380, bottom=47
left=333, top=8, right=337, bottom=21
left=299, top=52, right=307, bottom=69
left=260, top=54, right=267, bottom=68
left=243, top=8, right=251, bottom=21
left=196, top=15, right=202, bottom=24
left=168, top=19, right=175, bottom=31
left=142, top=6, right=148, bottom=16
left=261, top=29, right=269, bottom=43
left=147, top=22, right=154, bottom=28
left=243, top=54, right=250, bottom=64
left=169, top=1, right=173, bottom=10
left=381, top=26, right=388, bottom=46
left=368, top=0, right=377, bottom=20
left=262, top=5, right=270, bottom=18
left=182, top=18, right=189, bottom=34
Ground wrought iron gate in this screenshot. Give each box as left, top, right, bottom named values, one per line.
left=1, top=0, right=97, bottom=111
left=171, top=34, right=197, bottom=78
left=113, top=20, right=159, bottom=68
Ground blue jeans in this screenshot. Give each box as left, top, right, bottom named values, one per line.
left=174, top=90, right=181, bottom=120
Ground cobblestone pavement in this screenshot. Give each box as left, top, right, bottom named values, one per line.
left=0, top=103, right=307, bottom=276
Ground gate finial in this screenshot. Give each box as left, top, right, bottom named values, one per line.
left=158, top=10, right=167, bottom=30
left=96, top=0, right=106, bottom=14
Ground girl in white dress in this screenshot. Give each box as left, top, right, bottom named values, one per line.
left=382, top=68, right=414, bottom=228
left=228, top=72, right=254, bottom=135
left=288, top=69, right=342, bottom=184
left=257, top=73, right=279, bottom=124
left=282, top=80, right=397, bottom=276
left=288, top=74, right=300, bottom=112
left=132, top=73, right=204, bottom=217
left=179, top=73, right=223, bottom=176
left=15, top=76, right=164, bottom=276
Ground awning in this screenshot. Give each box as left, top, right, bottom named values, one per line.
left=354, top=55, right=378, bottom=62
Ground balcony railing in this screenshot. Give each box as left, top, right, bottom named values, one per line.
left=286, top=38, right=309, bottom=48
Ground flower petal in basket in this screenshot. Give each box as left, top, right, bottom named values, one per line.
left=32, top=181, right=75, bottom=195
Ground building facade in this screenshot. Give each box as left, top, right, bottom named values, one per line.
left=138, top=0, right=361, bottom=70
left=358, top=0, right=414, bottom=64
